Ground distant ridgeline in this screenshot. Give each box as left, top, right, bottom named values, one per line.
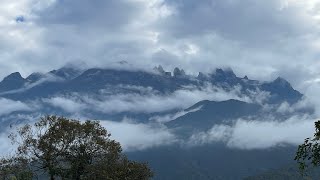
left=0, top=64, right=314, bottom=180
left=0, top=65, right=302, bottom=103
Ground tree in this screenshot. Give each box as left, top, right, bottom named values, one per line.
left=0, top=115, right=153, bottom=180
left=0, top=156, right=32, bottom=180
left=295, top=120, right=320, bottom=174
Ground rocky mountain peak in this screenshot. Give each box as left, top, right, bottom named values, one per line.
left=153, top=65, right=165, bottom=74
left=2, top=72, right=24, bottom=82
left=173, top=67, right=186, bottom=78
left=272, top=77, right=291, bottom=87
left=214, top=68, right=236, bottom=78
left=49, top=66, right=83, bottom=80
left=0, top=72, right=26, bottom=92
left=153, top=65, right=172, bottom=77
left=26, top=72, right=45, bottom=82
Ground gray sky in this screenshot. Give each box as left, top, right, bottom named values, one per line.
left=2, top=0, right=320, bottom=153
left=1, top=0, right=320, bottom=92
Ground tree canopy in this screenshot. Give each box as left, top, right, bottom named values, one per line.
left=0, top=115, right=153, bottom=180
left=295, top=120, right=320, bottom=174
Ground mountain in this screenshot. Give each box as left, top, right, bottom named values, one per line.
left=26, top=72, right=45, bottom=83
left=67, top=68, right=187, bottom=93
left=49, top=66, right=83, bottom=80
left=0, top=72, right=26, bottom=92
left=0, top=66, right=302, bottom=104
left=0, top=65, right=309, bottom=180
left=260, top=77, right=302, bottom=104
left=166, top=99, right=261, bottom=137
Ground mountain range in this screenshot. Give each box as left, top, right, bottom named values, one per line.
left=0, top=64, right=314, bottom=179
left=0, top=65, right=302, bottom=102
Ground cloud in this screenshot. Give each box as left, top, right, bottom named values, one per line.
left=0, top=114, right=176, bottom=154
left=0, top=130, right=16, bottom=156
left=0, top=0, right=175, bottom=78
left=0, top=98, right=32, bottom=116
left=99, top=119, right=176, bottom=151
left=303, top=82, right=320, bottom=116
left=0, top=0, right=319, bottom=94
left=0, top=97, right=318, bottom=154
left=187, top=115, right=316, bottom=150
left=163, top=0, right=317, bottom=44
left=44, top=96, right=86, bottom=114
left=43, top=84, right=265, bottom=115
left=149, top=105, right=202, bottom=123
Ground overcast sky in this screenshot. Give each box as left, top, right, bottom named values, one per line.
left=2, top=0, right=320, bottom=152
left=1, top=0, right=320, bottom=92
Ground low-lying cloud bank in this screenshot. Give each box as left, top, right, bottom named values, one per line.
left=0, top=114, right=318, bottom=155
left=99, top=120, right=176, bottom=151
left=188, top=115, right=316, bottom=150
left=0, top=116, right=177, bottom=154
left=0, top=83, right=319, bottom=155
left=0, top=98, right=32, bottom=116
left=43, top=84, right=269, bottom=115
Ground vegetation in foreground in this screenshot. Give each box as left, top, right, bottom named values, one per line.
left=295, top=120, right=320, bottom=174
left=0, top=115, right=153, bottom=180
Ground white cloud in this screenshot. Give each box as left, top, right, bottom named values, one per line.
left=277, top=102, right=293, bottom=113
left=149, top=105, right=202, bottom=123
left=0, top=114, right=176, bottom=155
left=42, top=84, right=263, bottom=114
left=44, top=97, right=86, bottom=113
left=88, top=84, right=272, bottom=114
left=0, top=130, right=16, bottom=156
left=0, top=98, right=32, bottom=116
left=94, top=119, right=176, bottom=151
left=0, top=0, right=319, bottom=93
left=188, top=115, right=316, bottom=150
left=303, top=82, right=320, bottom=116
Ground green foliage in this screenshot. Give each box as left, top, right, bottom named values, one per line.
left=0, top=115, right=153, bottom=180
left=0, top=156, right=33, bottom=180
left=295, top=120, right=320, bottom=175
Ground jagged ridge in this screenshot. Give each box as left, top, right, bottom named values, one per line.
left=0, top=65, right=302, bottom=104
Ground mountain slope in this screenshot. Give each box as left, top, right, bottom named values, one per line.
left=166, top=99, right=261, bottom=136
